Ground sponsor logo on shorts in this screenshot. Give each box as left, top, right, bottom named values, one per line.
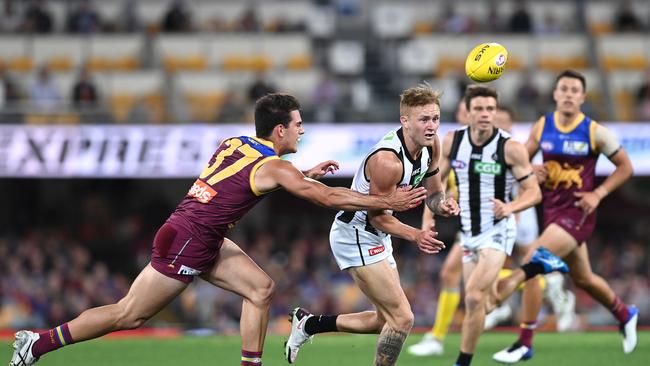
left=368, top=245, right=385, bottom=256
left=492, top=233, right=503, bottom=245
left=560, top=217, right=575, bottom=229
left=188, top=179, right=217, bottom=203
left=177, top=264, right=202, bottom=276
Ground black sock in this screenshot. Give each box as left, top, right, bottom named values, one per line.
left=304, top=315, right=338, bottom=335
left=455, top=351, right=473, bottom=366
left=521, top=262, right=545, bottom=280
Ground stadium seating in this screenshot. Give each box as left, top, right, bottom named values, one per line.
left=608, top=70, right=646, bottom=121
left=597, top=35, right=648, bottom=71
left=87, top=36, right=142, bottom=71
left=0, top=0, right=648, bottom=124
left=0, top=36, right=32, bottom=72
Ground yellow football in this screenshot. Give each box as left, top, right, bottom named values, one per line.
left=465, top=43, right=508, bottom=82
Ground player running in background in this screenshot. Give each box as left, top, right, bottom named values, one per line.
left=407, top=101, right=576, bottom=358
left=284, top=83, right=460, bottom=366
left=492, top=70, right=637, bottom=363
left=9, top=93, right=427, bottom=366
left=437, top=85, right=566, bottom=366
left=484, top=106, right=577, bottom=331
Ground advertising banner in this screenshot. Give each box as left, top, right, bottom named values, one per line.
left=1, top=123, right=648, bottom=178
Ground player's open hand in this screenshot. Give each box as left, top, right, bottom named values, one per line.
left=490, top=198, right=512, bottom=219
left=436, top=197, right=460, bottom=217
left=304, top=160, right=340, bottom=179
left=533, top=164, right=548, bottom=184
left=573, top=191, right=600, bottom=215
left=389, top=185, right=427, bottom=211
left=415, top=229, right=445, bottom=254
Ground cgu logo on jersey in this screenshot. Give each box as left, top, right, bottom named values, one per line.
left=188, top=179, right=217, bottom=203
left=544, top=161, right=583, bottom=190
left=562, top=140, right=589, bottom=156
left=473, top=161, right=502, bottom=175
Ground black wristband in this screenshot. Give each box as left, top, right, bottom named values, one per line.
left=423, top=167, right=440, bottom=178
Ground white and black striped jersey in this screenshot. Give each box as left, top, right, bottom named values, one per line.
left=335, top=127, right=433, bottom=236
left=449, top=127, right=515, bottom=236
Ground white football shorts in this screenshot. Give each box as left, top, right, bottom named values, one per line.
left=329, top=218, right=396, bottom=270
left=461, top=215, right=516, bottom=263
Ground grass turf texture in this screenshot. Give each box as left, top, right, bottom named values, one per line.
left=2, top=331, right=648, bottom=365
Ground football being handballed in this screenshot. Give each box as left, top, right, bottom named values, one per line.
left=465, top=43, right=508, bottom=82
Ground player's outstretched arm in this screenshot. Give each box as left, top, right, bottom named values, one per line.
left=574, top=123, right=633, bottom=214
left=256, top=159, right=426, bottom=212
left=492, top=140, right=542, bottom=219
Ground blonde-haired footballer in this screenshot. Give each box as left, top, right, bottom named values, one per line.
left=284, top=83, right=459, bottom=366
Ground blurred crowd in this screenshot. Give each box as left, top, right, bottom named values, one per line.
left=1, top=178, right=649, bottom=334
left=0, top=0, right=649, bottom=123
left=1, top=0, right=649, bottom=35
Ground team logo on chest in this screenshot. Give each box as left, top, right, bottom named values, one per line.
left=544, top=161, right=584, bottom=189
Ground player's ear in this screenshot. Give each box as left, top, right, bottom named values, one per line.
left=274, top=123, right=285, bottom=138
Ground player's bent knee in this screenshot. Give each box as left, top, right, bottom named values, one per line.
left=464, top=290, right=485, bottom=311
left=386, top=308, right=414, bottom=332
left=570, top=273, right=593, bottom=289
left=250, top=278, right=276, bottom=306
left=114, top=310, right=150, bottom=330
left=112, top=300, right=153, bottom=330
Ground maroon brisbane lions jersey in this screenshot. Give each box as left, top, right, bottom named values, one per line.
left=167, top=136, right=279, bottom=249
left=538, top=112, right=599, bottom=242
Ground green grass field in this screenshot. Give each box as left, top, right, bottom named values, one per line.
left=2, top=331, right=648, bottom=365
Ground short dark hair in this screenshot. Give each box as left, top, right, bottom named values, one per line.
left=554, top=70, right=586, bottom=92
left=464, top=85, right=498, bottom=110
left=254, top=93, right=301, bottom=138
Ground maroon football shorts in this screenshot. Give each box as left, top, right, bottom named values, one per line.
left=150, top=222, right=221, bottom=283
left=544, top=207, right=596, bottom=245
